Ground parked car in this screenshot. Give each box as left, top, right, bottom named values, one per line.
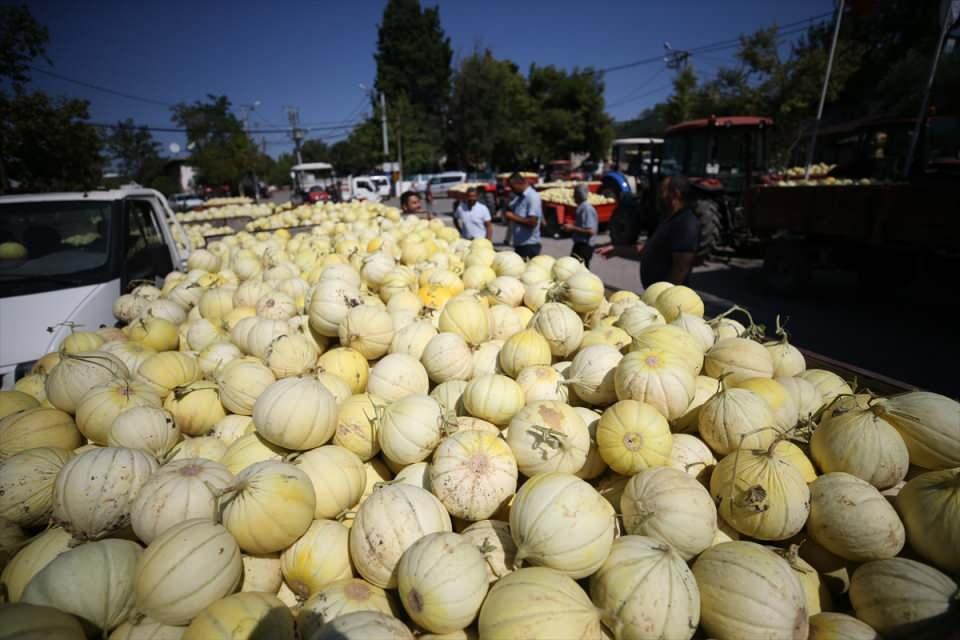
left=170, top=193, right=204, bottom=211
left=426, top=171, right=467, bottom=200
left=305, top=186, right=330, bottom=204
left=407, top=174, right=434, bottom=193
left=369, top=175, right=391, bottom=198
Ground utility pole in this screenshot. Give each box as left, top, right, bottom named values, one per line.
left=287, top=106, right=305, bottom=165
left=239, top=101, right=261, bottom=203
left=379, top=92, right=389, bottom=158
left=904, top=1, right=959, bottom=177
left=663, top=42, right=690, bottom=70
left=804, top=0, right=845, bottom=180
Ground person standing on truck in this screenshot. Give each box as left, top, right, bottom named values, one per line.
left=563, top=184, right=598, bottom=267
left=596, top=174, right=699, bottom=287
left=453, top=187, right=493, bottom=240
left=503, top=173, right=542, bottom=259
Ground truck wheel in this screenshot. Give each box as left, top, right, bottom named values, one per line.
left=695, top=199, right=721, bottom=261
left=763, top=239, right=810, bottom=295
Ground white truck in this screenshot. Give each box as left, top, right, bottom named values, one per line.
left=0, top=187, right=189, bottom=389
left=291, top=163, right=382, bottom=203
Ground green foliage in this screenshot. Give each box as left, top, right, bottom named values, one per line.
left=268, top=152, right=296, bottom=186
left=0, top=4, right=49, bottom=93
left=375, top=0, right=452, bottom=118
left=145, top=173, right=178, bottom=196
left=615, top=105, right=668, bottom=138
left=373, top=0, right=453, bottom=172
left=105, top=118, right=160, bottom=180
left=527, top=65, right=614, bottom=161
left=300, top=139, right=330, bottom=162
left=634, top=0, right=956, bottom=165
left=329, top=120, right=383, bottom=175
left=446, top=51, right=536, bottom=169
left=0, top=5, right=102, bottom=192
left=0, top=91, right=103, bottom=191
left=170, top=95, right=269, bottom=189
left=664, top=66, right=698, bottom=125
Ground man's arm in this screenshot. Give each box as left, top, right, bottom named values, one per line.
left=484, top=220, right=493, bottom=240
left=596, top=242, right=644, bottom=258
left=504, top=210, right=539, bottom=227
left=667, top=251, right=696, bottom=284
left=564, top=207, right=598, bottom=235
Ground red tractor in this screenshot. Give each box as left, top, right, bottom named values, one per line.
left=607, top=115, right=772, bottom=259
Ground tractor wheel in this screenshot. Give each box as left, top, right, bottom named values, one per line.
left=695, top=199, right=721, bottom=260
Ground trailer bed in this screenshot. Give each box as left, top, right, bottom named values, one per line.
left=745, top=182, right=960, bottom=251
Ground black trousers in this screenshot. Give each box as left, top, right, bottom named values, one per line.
left=514, top=243, right=542, bottom=259
left=571, top=242, right=593, bottom=267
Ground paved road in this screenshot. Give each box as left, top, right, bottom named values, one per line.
left=424, top=197, right=957, bottom=395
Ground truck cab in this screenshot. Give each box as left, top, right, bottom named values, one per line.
left=0, top=188, right=188, bottom=389
left=349, top=176, right=383, bottom=202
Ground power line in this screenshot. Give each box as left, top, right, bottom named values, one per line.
left=607, top=82, right=675, bottom=109
left=28, top=65, right=175, bottom=107
left=606, top=68, right=668, bottom=106
left=87, top=121, right=364, bottom=134
left=598, top=10, right=835, bottom=74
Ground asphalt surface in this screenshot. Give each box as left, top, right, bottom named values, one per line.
left=422, top=197, right=958, bottom=395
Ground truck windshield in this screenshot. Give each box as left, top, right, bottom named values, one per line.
left=0, top=200, right=115, bottom=297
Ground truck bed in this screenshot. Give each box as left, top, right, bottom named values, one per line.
left=745, top=181, right=960, bottom=251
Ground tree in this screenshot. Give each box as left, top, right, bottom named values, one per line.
left=105, top=118, right=160, bottom=180
left=615, top=104, right=668, bottom=138
left=446, top=50, right=536, bottom=169
left=374, top=0, right=452, bottom=118
left=373, top=0, right=452, bottom=169
left=1, top=6, right=102, bottom=192
left=329, top=120, right=383, bottom=175
left=0, top=91, right=103, bottom=191
left=170, top=95, right=269, bottom=190
left=527, top=65, right=614, bottom=162
left=300, top=139, right=330, bottom=163
left=0, top=5, right=49, bottom=93
left=665, top=66, right=698, bottom=125
left=268, top=152, right=296, bottom=187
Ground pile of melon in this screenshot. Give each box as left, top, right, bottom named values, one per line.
left=1, top=209, right=958, bottom=640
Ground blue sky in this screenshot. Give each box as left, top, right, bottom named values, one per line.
left=25, top=0, right=834, bottom=157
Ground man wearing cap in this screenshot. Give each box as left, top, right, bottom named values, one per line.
left=563, top=184, right=598, bottom=267
left=502, top=173, right=543, bottom=258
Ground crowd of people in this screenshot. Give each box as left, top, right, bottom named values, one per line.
left=398, top=172, right=699, bottom=286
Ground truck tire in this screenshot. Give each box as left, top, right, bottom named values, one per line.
left=695, top=199, right=721, bottom=260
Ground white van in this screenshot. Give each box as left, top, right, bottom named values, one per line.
left=0, top=188, right=188, bottom=389
left=426, top=171, right=467, bottom=199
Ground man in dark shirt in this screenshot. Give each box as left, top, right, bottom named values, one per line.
left=596, top=174, right=700, bottom=287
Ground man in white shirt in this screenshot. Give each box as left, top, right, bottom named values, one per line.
left=454, top=187, right=493, bottom=240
